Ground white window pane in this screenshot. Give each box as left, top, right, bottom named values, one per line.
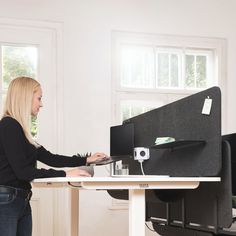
left=185, top=53, right=208, bottom=89
left=120, top=45, right=155, bottom=88
left=131, top=106, right=143, bottom=118
left=121, top=104, right=154, bottom=121
left=185, top=55, right=195, bottom=88
left=122, top=105, right=131, bottom=121
left=2, top=45, right=38, bottom=90
left=120, top=100, right=164, bottom=121
left=170, top=54, right=179, bottom=87
left=157, top=53, right=169, bottom=87
left=157, top=52, right=179, bottom=88
left=196, top=55, right=207, bottom=88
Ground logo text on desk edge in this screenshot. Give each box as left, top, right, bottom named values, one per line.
left=139, top=183, right=149, bottom=188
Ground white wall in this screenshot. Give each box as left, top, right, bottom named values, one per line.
left=1, top=0, right=236, bottom=235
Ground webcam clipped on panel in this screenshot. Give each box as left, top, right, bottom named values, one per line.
left=90, top=123, right=134, bottom=165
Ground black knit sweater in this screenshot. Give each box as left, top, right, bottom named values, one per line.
left=0, top=116, right=87, bottom=190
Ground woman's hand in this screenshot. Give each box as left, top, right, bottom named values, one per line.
left=66, top=168, right=91, bottom=177
left=86, top=152, right=108, bottom=164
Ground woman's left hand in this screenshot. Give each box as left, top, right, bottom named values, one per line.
left=86, top=152, right=109, bottom=164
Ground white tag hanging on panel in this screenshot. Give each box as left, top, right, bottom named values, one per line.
left=202, top=96, right=212, bottom=115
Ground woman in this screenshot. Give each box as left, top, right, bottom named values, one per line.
left=0, top=76, right=107, bottom=236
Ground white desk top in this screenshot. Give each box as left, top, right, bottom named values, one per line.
left=33, top=176, right=221, bottom=190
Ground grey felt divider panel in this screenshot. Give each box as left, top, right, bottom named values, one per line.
left=107, top=87, right=222, bottom=201
left=124, top=86, right=222, bottom=177
left=108, top=87, right=235, bottom=235
left=147, top=140, right=232, bottom=235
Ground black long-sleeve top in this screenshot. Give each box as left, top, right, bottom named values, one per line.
left=0, top=116, right=87, bottom=190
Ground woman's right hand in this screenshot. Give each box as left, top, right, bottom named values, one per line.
left=66, top=168, right=91, bottom=177
left=86, top=152, right=108, bottom=164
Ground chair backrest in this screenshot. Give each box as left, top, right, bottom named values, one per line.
left=222, top=133, right=236, bottom=195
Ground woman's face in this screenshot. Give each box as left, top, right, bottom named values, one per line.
left=31, top=86, right=43, bottom=116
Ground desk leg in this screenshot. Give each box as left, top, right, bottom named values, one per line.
left=129, top=189, right=145, bottom=236
left=71, top=188, right=79, bottom=236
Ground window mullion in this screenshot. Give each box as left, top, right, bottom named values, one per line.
left=168, top=54, right=171, bottom=87
left=156, top=49, right=159, bottom=88
left=178, top=53, right=182, bottom=89
left=153, top=47, right=157, bottom=89
left=0, top=44, right=2, bottom=108
left=182, top=49, right=186, bottom=89
left=194, top=55, right=197, bottom=88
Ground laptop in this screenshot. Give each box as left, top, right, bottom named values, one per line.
left=89, top=123, right=134, bottom=165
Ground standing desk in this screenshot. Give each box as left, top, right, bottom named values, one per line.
left=33, top=176, right=220, bottom=236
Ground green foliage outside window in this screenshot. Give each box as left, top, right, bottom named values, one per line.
left=196, top=56, right=207, bottom=88
left=2, top=45, right=38, bottom=137
left=185, top=55, right=207, bottom=89
left=2, top=46, right=37, bottom=89
left=31, top=116, right=38, bottom=137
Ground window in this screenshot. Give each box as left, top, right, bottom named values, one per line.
left=120, top=45, right=214, bottom=90
left=112, top=32, right=226, bottom=123
left=0, top=44, right=38, bottom=136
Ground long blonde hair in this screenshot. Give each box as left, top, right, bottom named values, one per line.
left=3, top=76, right=41, bottom=146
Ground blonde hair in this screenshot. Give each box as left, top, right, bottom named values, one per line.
left=3, top=76, right=41, bottom=146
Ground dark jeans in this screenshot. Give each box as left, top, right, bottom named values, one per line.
left=0, top=186, right=32, bottom=236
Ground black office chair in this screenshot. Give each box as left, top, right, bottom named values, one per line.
left=223, top=134, right=236, bottom=220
